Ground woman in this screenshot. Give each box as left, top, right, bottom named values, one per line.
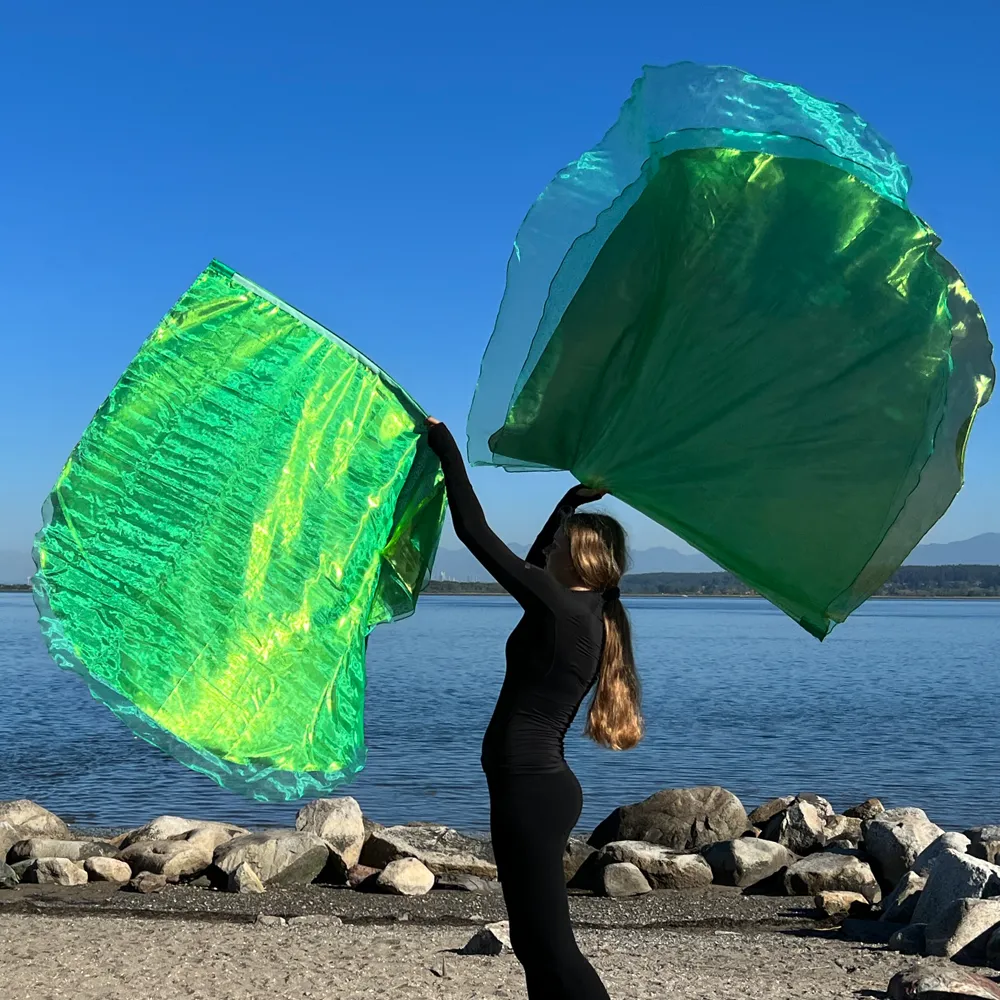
left=425, top=418, right=644, bottom=1000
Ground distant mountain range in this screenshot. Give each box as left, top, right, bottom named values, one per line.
left=2, top=532, right=999, bottom=585
left=430, top=532, right=1000, bottom=582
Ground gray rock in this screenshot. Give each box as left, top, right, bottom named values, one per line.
left=600, top=862, right=651, bottom=898
left=880, top=871, right=927, bottom=923
left=967, top=827, right=1000, bottom=866
left=227, top=861, right=266, bottom=894
left=761, top=799, right=828, bottom=854
left=589, top=786, right=748, bottom=852
left=8, top=838, right=113, bottom=863
left=798, top=794, right=836, bottom=822
left=214, top=831, right=330, bottom=887
left=784, top=853, right=882, bottom=903
left=0, top=861, right=18, bottom=887
left=83, top=857, right=132, bottom=883
left=10, top=861, right=33, bottom=879
left=913, top=832, right=972, bottom=875
left=824, top=815, right=863, bottom=847
left=347, top=864, right=380, bottom=890
left=255, top=914, right=286, bottom=927
left=925, top=898, right=1000, bottom=961
left=359, top=825, right=496, bottom=879
left=864, top=808, right=945, bottom=886
left=888, top=923, right=927, bottom=956
left=128, top=872, right=168, bottom=894
left=461, top=921, right=511, bottom=956
left=375, top=857, right=435, bottom=896
left=599, top=841, right=713, bottom=890
left=434, top=874, right=499, bottom=892
left=0, top=822, right=24, bottom=862
left=24, top=857, right=88, bottom=886
left=564, top=837, right=596, bottom=882
left=121, top=816, right=247, bottom=853
left=987, top=925, right=1000, bottom=969
left=815, top=890, right=870, bottom=919
left=845, top=798, right=885, bottom=822
left=911, top=849, right=1000, bottom=925
left=295, top=797, right=365, bottom=868
left=888, top=964, right=1000, bottom=999
left=117, top=840, right=213, bottom=881
left=702, top=838, right=797, bottom=889
left=747, top=796, right=796, bottom=828
left=0, top=800, right=69, bottom=839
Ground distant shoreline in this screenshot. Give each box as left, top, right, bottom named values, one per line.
left=5, top=582, right=998, bottom=601
left=422, top=591, right=1000, bottom=601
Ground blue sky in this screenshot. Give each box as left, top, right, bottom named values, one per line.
left=1, top=0, right=997, bottom=566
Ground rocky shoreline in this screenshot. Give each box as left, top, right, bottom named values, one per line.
left=3, top=788, right=1000, bottom=998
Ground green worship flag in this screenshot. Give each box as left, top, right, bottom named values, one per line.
left=468, top=63, right=994, bottom=637
left=33, top=260, right=446, bottom=800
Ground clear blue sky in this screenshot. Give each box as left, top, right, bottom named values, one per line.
left=2, top=0, right=997, bottom=563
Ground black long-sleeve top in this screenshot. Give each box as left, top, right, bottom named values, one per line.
left=427, top=422, right=606, bottom=775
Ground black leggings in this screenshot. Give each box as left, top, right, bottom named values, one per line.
left=487, top=767, right=612, bottom=1000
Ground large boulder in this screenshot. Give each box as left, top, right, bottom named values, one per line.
left=760, top=799, right=828, bottom=854
left=815, top=890, right=870, bottom=919
left=0, top=801, right=70, bottom=839
left=1, top=822, right=24, bottom=862
left=434, top=874, right=499, bottom=892
left=600, top=862, right=651, bottom=898
left=376, top=858, right=435, bottom=896
left=784, top=854, right=882, bottom=903
left=748, top=796, right=795, bottom=828
left=702, top=838, right=797, bottom=889
left=359, top=826, right=496, bottom=879
left=598, top=841, right=713, bottom=890
left=864, top=808, right=945, bottom=886
left=588, top=787, right=748, bottom=851
left=912, top=832, right=971, bottom=876
left=214, top=830, right=330, bottom=887
left=845, top=798, right=885, bottom=822
left=128, top=872, right=168, bottom=894
left=988, top=925, right=1000, bottom=969
left=227, top=862, right=266, bottom=894
left=121, top=816, right=247, bottom=854
left=84, top=857, right=132, bottom=883
left=888, top=924, right=927, bottom=956
left=8, top=838, right=114, bottom=863
left=911, top=850, right=1000, bottom=925
left=117, top=840, right=213, bottom=881
left=925, top=898, right=1000, bottom=961
left=563, top=838, right=596, bottom=883
left=296, top=797, right=365, bottom=868
left=880, top=871, right=927, bottom=924
left=888, top=964, right=1000, bottom=999
left=0, top=861, right=18, bottom=887
left=967, top=827, right=1000, bottom=866
left=825, top=815, right=863, bottom=848
left=23, top=858, right=88, bottom=886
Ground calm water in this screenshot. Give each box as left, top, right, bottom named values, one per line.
left=1, top=593, right=998, bottom=835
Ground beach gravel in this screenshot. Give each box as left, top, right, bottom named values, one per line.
left=0, top=912, right=943, bottom=1000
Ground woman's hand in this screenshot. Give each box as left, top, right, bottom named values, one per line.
left=568, top=484, right=608, bottom=504
left=425, top=416, right=442, bottom=428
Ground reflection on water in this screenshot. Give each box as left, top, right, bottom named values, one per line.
left=2, top=593, right=998, bottom=834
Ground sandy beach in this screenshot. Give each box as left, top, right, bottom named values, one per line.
left=2, top=881, right=985, bottom=1000
left=0, top=912, right=918, bottom=1000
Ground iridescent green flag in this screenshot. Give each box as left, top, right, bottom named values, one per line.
left=468, top=63, right=994, bottom=638
left=33, top=260, right=446, bottom=799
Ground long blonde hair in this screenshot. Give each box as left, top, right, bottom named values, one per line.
left=563, top=512, right=644, bottom=750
